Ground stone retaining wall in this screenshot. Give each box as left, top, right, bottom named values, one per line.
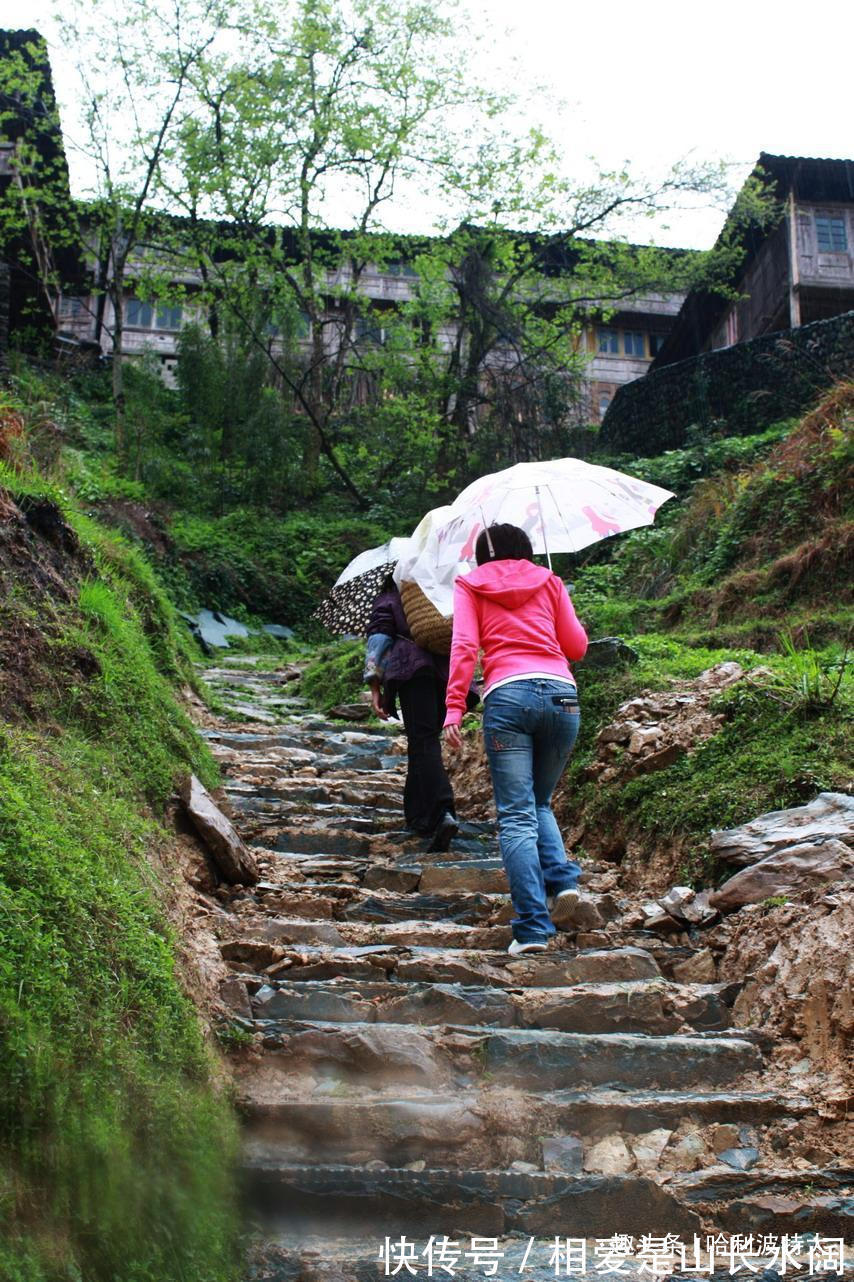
left=601, top=310, right=854, bottom=455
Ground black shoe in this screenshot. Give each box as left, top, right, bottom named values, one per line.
left=425, top=811, right=459, bottom=853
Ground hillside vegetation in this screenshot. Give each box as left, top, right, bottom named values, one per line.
left=0, top=355, right=850, bottom=1275
left=302, top=384, right=853, bottom=886
left=557, top=384, right=852, bottom=879
left=0, top=392, right=240, bottom=1279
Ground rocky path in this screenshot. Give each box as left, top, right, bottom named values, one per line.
left=198, top=659, right=852, bottom=1281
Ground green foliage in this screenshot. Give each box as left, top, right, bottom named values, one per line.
left=620, top=673, right=850, bottom=868
left=607, top=421, right=794, bottom=495
left=300, top=640, right=366, bottom=712
left=172, top=323, right=307, bottom=511
left=166, top=509, right=391, bottom=624
left=767, top=630, right=850, bottom=713
left=0, top=452, right=239, bottom=1277
left=0, top=731, right=239, bottom=1282
left=569, top=387, right=853, bottom=642
left=566, top=633, right=851, bottom=885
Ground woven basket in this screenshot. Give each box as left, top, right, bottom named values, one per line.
left=400, top=580, right=452, bottom=655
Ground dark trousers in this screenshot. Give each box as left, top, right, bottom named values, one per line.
left=397, top=669, right=456, bottom=834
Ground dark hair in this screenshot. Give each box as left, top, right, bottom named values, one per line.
left=475, top=523, right=534, bottom=565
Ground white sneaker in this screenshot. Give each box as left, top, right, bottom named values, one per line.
left=508, top=939, right=548, bottom=956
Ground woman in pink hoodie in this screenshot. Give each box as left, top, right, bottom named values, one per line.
left=443, top=523, right=588, bottom=955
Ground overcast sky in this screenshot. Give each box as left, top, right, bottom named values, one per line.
left=4, top=0, right=852, bottom=250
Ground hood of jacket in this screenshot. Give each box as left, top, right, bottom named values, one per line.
left=459, top=559, right=554, bottom=608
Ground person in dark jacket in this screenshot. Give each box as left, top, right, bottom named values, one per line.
left=364, top=577, right=459, bottom=852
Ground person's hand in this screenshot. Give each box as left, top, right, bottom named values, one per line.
left=369, top=685, right=388, bottom=720
left=443, top=723, right=462, bottom=751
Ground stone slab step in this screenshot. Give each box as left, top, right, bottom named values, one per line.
left=245, top=1021, right=763, bottom=1091
left=224, top=779, right=406, bottom=804
left=220, top=941, right=664, bottom=987
left=248, top=976, right=735, bottom=1034
left=222, top=915, right=513, bottom=950
left=667, top=1167, right=854, bottom=1238
left=245, top=828, right=415, bottom=858
left=242, top=884, right=509, bottom=926
left=239, top=1087, right=810, bottom=1170
left=243, top=1160, right=704, bottom=1236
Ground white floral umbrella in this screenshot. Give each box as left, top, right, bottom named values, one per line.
left=432, top=458, right=674, bottom=569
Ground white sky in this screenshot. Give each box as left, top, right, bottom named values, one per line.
left=3, top=0, right=852, bottom=250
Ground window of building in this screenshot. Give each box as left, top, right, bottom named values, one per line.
left=155, top=303, right=183, bottom=331
left=59, top=296, right=86, bottom=318
left=649, top=333, right=667, bottom=357
left=354, top=315, right=385, bottom=345
left=598, top=327, right=618, bottom=353
left=126, top=297, right=183, bottom=330
left=815, top=215, right=847, bottom=253
left=267, top=310, right=310, bottom=340
left=386, top=260, right=418, bottom=278
left=125, top=297, right=154, bottom=328
left=623, top=330, right=645, bottom=357
left=598, top=391, right=611, bottom=419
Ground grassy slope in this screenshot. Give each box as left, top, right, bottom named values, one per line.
left=302, top=386, right=852, bottom=884
left=4, top=357, right=392, bottom=626
left=0, top=447, right=239, bottom=1278
left=559, top=383, right=853, bottom=879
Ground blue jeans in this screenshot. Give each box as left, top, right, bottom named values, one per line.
left=483, top=679, right=581, bottom=943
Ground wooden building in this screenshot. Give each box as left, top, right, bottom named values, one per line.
left=653, top=154, right=854, bottom=368
left=2, top=27, right=684, bottom=414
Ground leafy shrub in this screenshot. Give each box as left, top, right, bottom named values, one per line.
left=300, top=640, right=366, bottom=711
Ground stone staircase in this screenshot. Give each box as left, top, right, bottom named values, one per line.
left=199, top=660, right=853, bottom=1281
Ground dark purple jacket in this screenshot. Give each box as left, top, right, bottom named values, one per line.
left=367, top=588, right=449, bottom=711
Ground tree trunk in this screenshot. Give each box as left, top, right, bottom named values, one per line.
left=111, top=261, right=126, bottom=465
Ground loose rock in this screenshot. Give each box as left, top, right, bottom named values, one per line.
left=710, top=839, right=854, bottom=909
left=180, top=774, right=260, bottom=885
left=542, top=1136, right=584, bottom=1174
left=583, top=1134, right=635, bottom=1175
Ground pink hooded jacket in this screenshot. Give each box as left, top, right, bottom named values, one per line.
left=443, top=560, right=588, bottom=727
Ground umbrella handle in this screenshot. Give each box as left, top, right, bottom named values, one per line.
left=479, top=506, right=496, bottom=559
left=536, top=486, right=552, bottom=570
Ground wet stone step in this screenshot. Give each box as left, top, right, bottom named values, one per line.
left=218, top=703, right=279, bottom=723
left=251, top=830, right=381, bottom=857
left=219, top=942, right=664, bottom=987
left=248, top=976, right=734, bottom=1034
left=665, top=1168, right=854, bottom=1239
left=243, top=1161, right=704, bottom=1237
left=313, top=754, right=402, bottom=774
left=242, top=885, right=507, bottom=925
left=250, top=1021, right=763, bottom=1091
left=224, top=781, right=406, bottom=808
left=201, top=731, right=320, bottom=748
left=222, top=915, right=513, bottom=951
left=239, top=1087, right=810, bottom=1172
left=296, top=719, right=405, bottom=738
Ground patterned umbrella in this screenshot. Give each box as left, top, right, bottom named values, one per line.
left=313, top=537, right=411, bottom=636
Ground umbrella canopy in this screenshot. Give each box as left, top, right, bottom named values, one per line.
left=432, top=458, right=674, bottom=569
left=314, top=537, right=412, bottom=636
left=392, top=507, right=461, bottom=617
left=333, top=537, right=413, bottom=587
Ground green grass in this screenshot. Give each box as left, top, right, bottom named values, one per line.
left=566, top=633, right=852, bottom=884
left=300, top=639, right=366, bottom=711
left=0, top=462, right=240, bottom=1279
left=0, top=732, right=240, bottom=1281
